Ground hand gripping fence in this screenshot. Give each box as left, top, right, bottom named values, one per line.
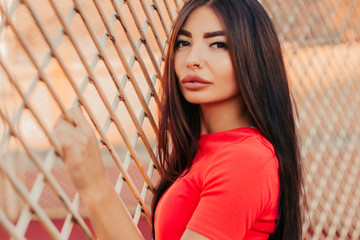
left=0, top=0, right=360, bottom=239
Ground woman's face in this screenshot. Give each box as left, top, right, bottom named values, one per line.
left=174, top=6, right=240, bottom=105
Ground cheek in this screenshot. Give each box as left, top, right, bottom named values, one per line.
left=228, top=70, right=239, bottom=94
left=214, top=57, right=239, bottom=94
left=214, top=57, right=236, bottom=81
left=173, top=53, right=185, bottom=94
left=174, top=53, right=183, bottom=79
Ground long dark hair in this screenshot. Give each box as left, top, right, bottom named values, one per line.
left=152, top=0, right=305, bottom=239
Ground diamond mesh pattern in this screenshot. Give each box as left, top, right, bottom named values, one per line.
left=0, top=0, right=359, bottom=239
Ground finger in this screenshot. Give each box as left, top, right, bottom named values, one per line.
left=53, top=120, right=81, bottom=148
left=52, top=129, right=69, bottom=158
left=68, top=106, right=92, bottom=131
left=52, top=125, right=81, bottom=159
left=54, top=117, right=77, bottom=132
left=50, top=131, right=66, bottom=158
left=54, top=112, right=68, bottom=128
left=53, top=109, right=78, bottom=130
left=62, top=110, right=77, bottom=127
left=53, top=116, right=97, bottom=150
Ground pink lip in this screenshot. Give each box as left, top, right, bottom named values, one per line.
left=181, top=75, right=212, bottom=90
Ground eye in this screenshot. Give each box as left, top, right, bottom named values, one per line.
left=175, top=40, right=191, bottom=49
left=210, top=41, right=228, bottom=49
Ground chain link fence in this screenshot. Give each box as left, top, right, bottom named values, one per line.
left=262, top=1, right=360, bottom=238
left=0, top=0, right=359, bottom=239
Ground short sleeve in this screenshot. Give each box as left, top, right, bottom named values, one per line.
left=186, top=139, right=279, bottom=240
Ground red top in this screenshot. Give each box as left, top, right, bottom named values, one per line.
left=154, top=127, right=279, bottom=240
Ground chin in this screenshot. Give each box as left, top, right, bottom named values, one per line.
left=181, top=94, right=200, bottom=104
left=184, top=97, right=214, bottom=105
left=184, top=99, right=204, bottom=105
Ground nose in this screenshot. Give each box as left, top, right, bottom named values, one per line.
left=185, top=44, right=203, bottom=69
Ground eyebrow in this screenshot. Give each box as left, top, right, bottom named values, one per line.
left=178, top=29, right=226, bottom=38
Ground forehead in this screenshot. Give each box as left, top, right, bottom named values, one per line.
left=180, top=6, right=225, bottom=34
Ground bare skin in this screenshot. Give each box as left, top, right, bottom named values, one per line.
left=174, top=7, right=250, bottom=134
left=53, top=107, right=144, bottom=240
left=53, top=6, right=250, bottom=240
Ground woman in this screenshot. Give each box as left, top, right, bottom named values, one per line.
left=54, top=0, right=304, bottom=239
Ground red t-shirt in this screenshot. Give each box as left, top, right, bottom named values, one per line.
left=154, top=127, right=279, bottom=239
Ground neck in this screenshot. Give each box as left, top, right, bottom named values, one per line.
left=200, top=95, right=251, bottom=134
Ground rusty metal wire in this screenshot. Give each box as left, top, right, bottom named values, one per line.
left=0, top=0, right=181, bottom=238
left=260, top=0, right=360, bottom=239
left=0, top=0, right=359, bottom=239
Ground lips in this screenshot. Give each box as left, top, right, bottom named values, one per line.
left=181, top=75, right=212, bottom=90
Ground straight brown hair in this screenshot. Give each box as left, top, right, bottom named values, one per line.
left=152, top=0, right=305, bottom=239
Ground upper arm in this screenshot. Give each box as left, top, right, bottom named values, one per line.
left=181, top=229, right=210, bottom=240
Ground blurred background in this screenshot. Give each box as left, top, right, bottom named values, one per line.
left=0, top=0, right=359, bottom=239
